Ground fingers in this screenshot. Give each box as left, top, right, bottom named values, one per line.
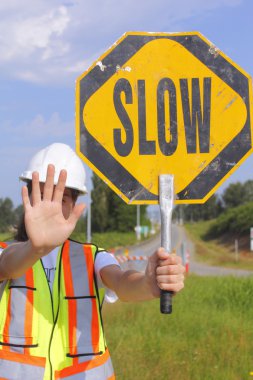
left=22, top=185, right=31, bottom=211
left=154, top=247, right=185, bottom=293
left=53, top=169, right=67, bottom=203
left=156, top=263, right=185, bottom=276
left=157, top=273, right=185, bottom=284
left=30, top=164, right=67, bottom=204
left=68, top=203, right=86, bottom=225
left=31, top=171, right=41, bottom=205
left=154, top=247, right=183, bottom=266
left=43, top=164, right=55, bottom=201
left=158, top=278, right=185, bottom=293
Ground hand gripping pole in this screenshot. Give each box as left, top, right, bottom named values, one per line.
left=159, top=174, right=174, bottom=314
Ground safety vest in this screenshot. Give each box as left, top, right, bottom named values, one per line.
left=0, top=240, right=115, bottom=380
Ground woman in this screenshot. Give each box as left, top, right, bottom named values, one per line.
left=0, top=143, right=185, bottom=380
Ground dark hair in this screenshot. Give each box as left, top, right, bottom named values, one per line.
left=14, top=214, right=28, bottom=242
left=14, top=181, right=79, bottom=242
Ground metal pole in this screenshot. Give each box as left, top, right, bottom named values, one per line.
left=159, top=174, right=174, bottom=314
left=136, top=204, right=141, bottom=240
left=87, top=193, right=91, bottom=243
left=235, top=239, right=239, bottom=262
left=250, top=228, right=253, bottom=251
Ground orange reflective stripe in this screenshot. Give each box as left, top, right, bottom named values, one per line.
left=24, top=268, right=34, bottom=354
left=55, top=349, right=111, bottom=378
left=84, top=245, right=99, bottom=353
left=84, top=245, right=95, bottom=297
left=2, top=289, right=12, bottom=350
left=0, top=349, right=46, bottom=367
left=62, top=241, right=77, bottom=359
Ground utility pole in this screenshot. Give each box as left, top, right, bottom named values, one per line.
left=136, top=204, right=141, bottom=240
left=87, top=192, right=91, bottom=243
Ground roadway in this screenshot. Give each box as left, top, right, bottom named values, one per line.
left=115, top=224, right=253, bottom=277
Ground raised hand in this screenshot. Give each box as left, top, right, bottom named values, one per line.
left=22, top=164, right=85, bottom=256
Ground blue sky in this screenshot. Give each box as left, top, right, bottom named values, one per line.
left=0, top=0, right=253, bottom=207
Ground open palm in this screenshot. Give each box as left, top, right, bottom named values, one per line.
left=22, top=165, right=85, bottom=254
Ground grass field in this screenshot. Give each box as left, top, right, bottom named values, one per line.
left=0, top=231, right=142, bottom=250
left=71, top=231, right=139, bottom=250
left=0, top=232, right=14, bottom=242
left=103, top=274, right=253, bottom=380
left=185, top=221, right=253, bottom=271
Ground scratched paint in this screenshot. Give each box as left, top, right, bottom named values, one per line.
left=209, top=44, right=220, bottom=58
left=116, top=65, right=132, bottom=72
left=96, top=61, right=106, bottom=71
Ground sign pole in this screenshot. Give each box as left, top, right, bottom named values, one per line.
left=159, top=174, right=174, bottom=314
left=136, top=205, right=141, bottom=241
left=250, top=228, right=253, bottom=251
left=87, top=193, right=91, bottom=243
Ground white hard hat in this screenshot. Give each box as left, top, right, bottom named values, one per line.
left=19, top=143, right=87, bottom=194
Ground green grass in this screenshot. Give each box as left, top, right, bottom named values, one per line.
left=103, top=275, right=253, bottom=380
left=71, top=231, right=146, bottom=250
left=0, top=232, right=14, bottom=242
left=0, top=231, right=145, bottom=251
left=185, top=221, right=253, bottom=270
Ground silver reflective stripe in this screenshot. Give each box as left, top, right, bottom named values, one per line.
left=68, top=242, right=95, bottom=355
left=58, top=355, right=114, bottom=379
left=11, top=276, right=27, bottom=287
left=9, top=287, right=27, bottom=346
left=0, top=276, right=27, bottom=353
left=0, top=359, right=45, bottom=380
left=1, top=276, right=37, bottom=353
left=69, top=242, right=91, bottom=296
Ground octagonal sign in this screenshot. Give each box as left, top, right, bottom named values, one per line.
left=76, top=31, right=253, bottom=204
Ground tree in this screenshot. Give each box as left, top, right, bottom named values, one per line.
left=91, top=175, right=110, bottom=232
left=107, top=192, right=137, bottom=232
left=91, top=174, right=147, bottom=232
left=13, top=204, right=24, bottom=226
left=0, top=198, right=15, bottom=232
left=243, top=180, right=253, bottom=202
left=174, top=194, right=223, bottom=222
left=222, top=182, right=248, bottom=209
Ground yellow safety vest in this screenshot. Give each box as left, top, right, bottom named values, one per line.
left=0, top=240, right=115, bottom=380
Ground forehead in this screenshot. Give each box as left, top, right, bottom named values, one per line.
left=39, top=183, right=72, bottom=197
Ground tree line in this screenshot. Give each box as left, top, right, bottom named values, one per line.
left=2, top=176, right=252, bottom=234
left=0, top=174, right=148, bottom=233
left=174, top=180, right=253, bottom=223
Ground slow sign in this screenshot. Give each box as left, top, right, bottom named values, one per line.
left=76, top=31, right=253, bottom=204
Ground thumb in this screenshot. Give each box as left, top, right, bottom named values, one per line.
left=68, top=203, right=86, bottom=225
left=153, top=247, right=170, bottom=261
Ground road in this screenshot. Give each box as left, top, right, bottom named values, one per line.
left=116, top=224, right=253, bottom=277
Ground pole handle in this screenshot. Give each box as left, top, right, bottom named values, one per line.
left=160, top=290, right=173, bottom=314
left=159, top=174, right=174, bottom=315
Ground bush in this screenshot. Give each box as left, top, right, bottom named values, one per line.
left=205, top=202, right=253, bottom=239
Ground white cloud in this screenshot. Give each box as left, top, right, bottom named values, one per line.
left=0, top=0, right=244, bottom=85
left=0, top=5, right=70, bottom=62
left=2, top=112, right=74, bottom=140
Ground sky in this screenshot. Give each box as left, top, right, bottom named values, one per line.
left=0, top=0, right=253, bottom=207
